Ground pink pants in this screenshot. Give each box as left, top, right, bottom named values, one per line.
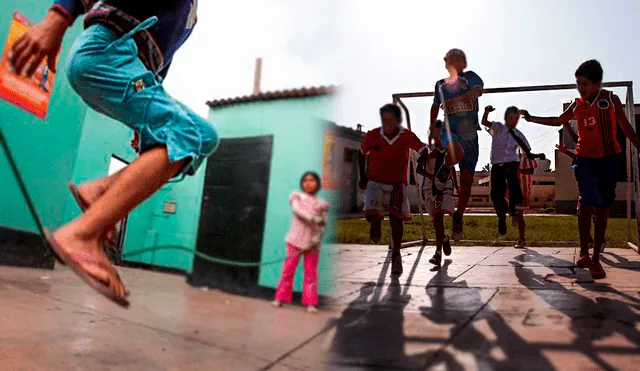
left=275, top=244, right=319, bottom=306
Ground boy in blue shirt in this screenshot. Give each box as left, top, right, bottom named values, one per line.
left=429, top=49, right=484, bottom=242
left=9, top=0, right=218, bottom=307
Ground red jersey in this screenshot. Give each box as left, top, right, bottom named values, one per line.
left=573, top=89, right=622, bottom=158
left=360, top=127, right=427, bottom=185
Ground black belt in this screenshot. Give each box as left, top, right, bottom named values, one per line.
left=83, top=2, right=164, bottom=74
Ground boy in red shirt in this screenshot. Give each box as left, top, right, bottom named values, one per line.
left=359, top=104, right=428, bottom=275
left=521, top=60, right=640, bottom=279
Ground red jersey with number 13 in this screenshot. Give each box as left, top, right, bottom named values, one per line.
left=574, top=89, right=621, bottom=158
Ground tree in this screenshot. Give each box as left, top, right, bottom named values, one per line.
left=481, top=163, right=492, bottom=172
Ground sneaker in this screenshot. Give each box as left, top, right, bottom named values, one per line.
left=514, top=240, right=526, bottom=249
left=442, top=234, right=452, bottom=256
left=370, top=220, right=382, bottom=244
left=498, top=215, right=507, bottom=235
left=307, top=305, right=318, bottom=313
left=452, top=213, right=464, bottom=242
left=576, top=254, right=593, bottom=268
left=272, top=300, right=283, bottom=307
left=588, top=261, right=606, bottom=279
left=391, top=254, right=403, bottom=275
left=429, top=251, right=442, bottom=266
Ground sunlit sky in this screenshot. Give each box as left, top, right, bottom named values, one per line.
left=162, top=0, right=342, bottom=117
left=163, top=0, right=639, bottom=171
left=333, top=0, right=640, bottom=170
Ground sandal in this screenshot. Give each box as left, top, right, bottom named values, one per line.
left=44, top=228, right=130, bottom=308
left=68, top=182, right=117, bottom=251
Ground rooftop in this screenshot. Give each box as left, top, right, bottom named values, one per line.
left=206, top=85, right=340, bottom=108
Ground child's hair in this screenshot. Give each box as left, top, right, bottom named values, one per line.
left=379, top=103, right=402, bottom=120
left=504, top=106, right=519, bottom=120
left=575, top=60, right=603, bottom=84
left=434, top=119, right=443, bottom=129
left=445, top=48, right=467, bottom=64
left=300, top=171, right=321, bottom=193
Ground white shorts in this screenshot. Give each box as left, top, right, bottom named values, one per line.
left=364, top=181, right=412, bottom=221
left=423, top=178, right=455, bottom=221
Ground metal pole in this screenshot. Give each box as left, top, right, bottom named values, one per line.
left=627, top=85, right=640, bottom=249
left=626, top=89, right=632, bottom=242
left=392, top=81, right=633, bottom=100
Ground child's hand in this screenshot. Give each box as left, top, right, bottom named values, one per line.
left=519, top=109, right=531, bottom=121
left=358, top=177, right=368, bottom=190
left=131, top=132, right=140, bottom=152
left=556, top=144, right=567, bottom=154
left=485, top=105, right=495, bottom=113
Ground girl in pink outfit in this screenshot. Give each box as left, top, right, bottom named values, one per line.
left=273, top=172, right=329, bottom=312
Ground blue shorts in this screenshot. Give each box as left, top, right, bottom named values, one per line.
left=440, top=132, right=479, bottom=174
left=65, top=19, right=219, bottom=176
left=572, top=154, right=622, bottom=208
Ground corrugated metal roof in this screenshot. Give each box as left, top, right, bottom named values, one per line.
left=206, top=85, right=340, bottom=108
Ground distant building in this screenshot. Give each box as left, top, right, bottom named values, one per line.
left=326, top=123, right=366, bottom=214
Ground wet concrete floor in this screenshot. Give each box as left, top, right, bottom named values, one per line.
left=327, top=245, right=640, bottom=371
left=0, top=265, right=339, bottom=370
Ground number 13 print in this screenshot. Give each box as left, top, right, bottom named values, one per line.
left=583, top=117, right=596, bottom=127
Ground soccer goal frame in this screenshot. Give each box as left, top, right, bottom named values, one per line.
left=393, top=81, right=639, bottom=253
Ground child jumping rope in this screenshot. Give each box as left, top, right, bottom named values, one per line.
left=521, top=60, right=640, bottom=279
left=9, top=1, right=218, bottom=306
left=273, top=172, right=328, bottom=313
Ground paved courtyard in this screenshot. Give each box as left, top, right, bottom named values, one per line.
left=326, top=244, right=640, bottom=371
left=0, top=265, right=339, bottom=371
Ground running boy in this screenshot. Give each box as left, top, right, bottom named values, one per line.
left=416, top=126, right=458, bottom=267
left=9, top=0, right=218, bottom=306
left=359, top=103, right=428, bottom=275
left=557, top=127, right=603, bottom=252
left=482, top=105, right=545, bottom=239
left=429, top=48, right=484, bottom=242
left=508, top=150, right=542, bottom=248
left=521, top=60, right=640, bottom=279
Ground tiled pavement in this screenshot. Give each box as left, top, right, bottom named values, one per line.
left=326, top=244, right=640, bottom=371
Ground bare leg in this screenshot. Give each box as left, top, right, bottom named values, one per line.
left=75, top=168, right=126, bottom=243
left=456, top=168, right=474, bottom=216
left=592, top=207, right=609, bottom=264
left=578, top=205, right=594, bottom=256
left=516, top=215, right=526, bottom=242
left=389, top=216, right=403, bottom=255
left=53, top=147, right=185, bottom=296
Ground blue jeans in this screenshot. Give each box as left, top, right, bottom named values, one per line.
left=66, top=18, right=219, bottom=176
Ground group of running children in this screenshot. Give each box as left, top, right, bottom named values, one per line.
left=359, top=49, right=640, bottom=280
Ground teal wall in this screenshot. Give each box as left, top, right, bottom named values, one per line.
left=68, top=110, right=206, bottom=273
left=0, top=3, right=88, bottom=232
left=208, top=95, right=338, bottom=296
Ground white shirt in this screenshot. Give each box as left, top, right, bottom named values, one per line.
left=488, top=122, right=531, bottom=165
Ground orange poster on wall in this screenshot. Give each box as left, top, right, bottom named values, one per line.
left=322, top=129, right=339, bottom=190
left=0, top=11, right=59, bottom=119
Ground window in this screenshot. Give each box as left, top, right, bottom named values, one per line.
left=344, top=148, right=355, bottom=163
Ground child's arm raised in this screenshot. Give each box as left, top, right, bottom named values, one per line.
left=520, top=101, right=576, bottom=127
left=612, top=94, right=640, bottom=150
left=482, top=105, right=495, bottom=128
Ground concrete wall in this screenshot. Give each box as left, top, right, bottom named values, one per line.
left=208, top=95, right=337, bottom=296
left=0, top=3, right=88, bottom=232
